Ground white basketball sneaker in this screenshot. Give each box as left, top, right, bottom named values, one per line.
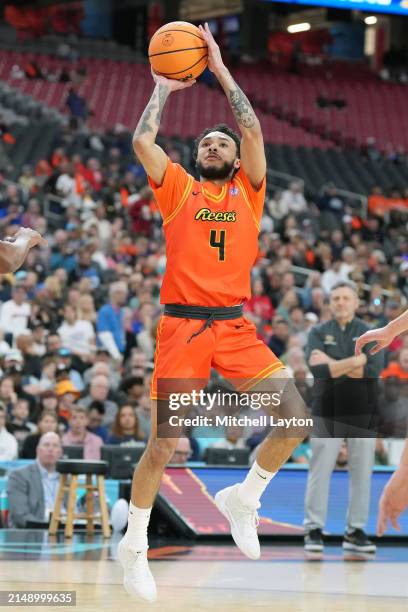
left=117, top=538, right=157, bottom=603
left=214, top=484, right=261, bottom=560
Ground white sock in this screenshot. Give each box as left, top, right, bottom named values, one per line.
left=237, top=461, right=276, bottom=509
left=124, top=502, right=152, bottom=550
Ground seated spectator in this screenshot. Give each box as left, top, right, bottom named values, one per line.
left=96, top=281, right=128, bottom=361
left=381, top=349, right=408, bottom=380
left=209, top=424, right=246, bottom=450
left=169, top=438, right=192, bottom=465
left=135, top=394, right=151, bottom=440
left=62, top=405, right=103, bottom=460
left=0, top=375, right=18, bottom=416
left=83, top=358, right=121, bottom=391
left=107, top=403, right=144, bottom=445
left=66, top=87, right=90, bottom=121
left=7, top=398, right=36, bottom=444
left=7, top=432, right=63, bottom=528
left=321, top=259, right=350, bottom=295
left=37, top=389, right=59, bottom=417
left=80, top=374, right=118, bottom=427
left=56, top=379, right=80, bottom=422
left=87, top=400, right=109, bottom=443
left=279, top=181, right=307, bottom=216
left=57, top=304, right=96, bottom=362
left=268, top=318, right=289, bottom=357
left=20, top=410, right=59, bottom=459
left=24, top=355, right=57, bottom=396
left=0, top=403, right=17, bottom=459
left=0, top=285, right=31, bottom=341
left=120, top=376, right=145, bottom=403
left=243, top=278, right=275, bottom=325
left=55, top=347, right=84, bottom=392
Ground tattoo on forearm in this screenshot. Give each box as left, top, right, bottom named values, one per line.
left=134, top=85, right=170, bottom=137
left=229, top=85, right=256, bottom=128
left=156, top=84, right=168, bottom=125
left=136, top=103, right=155, bottom=136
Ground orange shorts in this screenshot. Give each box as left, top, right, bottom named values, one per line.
left=150, top=314, right=284, bottom=399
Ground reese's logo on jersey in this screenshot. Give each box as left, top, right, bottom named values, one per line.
left=195, top=208, right=237, bottom=222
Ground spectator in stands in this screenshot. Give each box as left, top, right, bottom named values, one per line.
left=7, top=398, right=36, bottom=444
left=169, top=438, right=192, bottom=465
left=62, top=405, right=103, bottom=460
left=96, top=281, right=128, bottom=361
left=66, top=87, right=90, bottom=122
left=107, top=403, right=144, bottom=445
left=321, top=259, right=349, bottom=295
left=0, top=284, right=31, bottom=340
left=20, top=410, right=58, bottom=459
left=55, top=348, right=84, bottom=392
left=135, top=393, right=151, bottom=441
left=19, top=166, right=37, bottom=194
left=30, top=320, right=47, bottom=357
left=83, top=358, right=120, bottom=391
left=79, top=374, right=118, bottom=426
left=381, top=348, right=408, bottom=380
left=279, top=181, right=307, bottom=216
left=243, top=278, right=274, bottom=325
left=120, top=376, right=145, bottom=404
left=55, top=163, right=77, bottom=208
left=7, top=432, right=63, bottom=528
left=268, top=317, right=290, bottom=357
left=209, top=424, right=246, bottom=450
left=77, top=293, right=97, bottom=324
left=0, top=403, right=17, bottom=459
left=0, top=375, right=18, bottom=416
left=316, top=184, right=345, bottom=230
left=57, top=304, right=96, bottom=362
left=56, top=379, right=80, bottom=422
left=87, top=401, right=109, bottom=443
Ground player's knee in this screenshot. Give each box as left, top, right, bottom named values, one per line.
left=146, top=438, right=177, bottom=468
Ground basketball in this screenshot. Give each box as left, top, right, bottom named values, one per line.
left=148, top=21, right=208, bottom=82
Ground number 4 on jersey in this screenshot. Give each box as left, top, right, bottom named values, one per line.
left=209, top=229, right=226, bottom=262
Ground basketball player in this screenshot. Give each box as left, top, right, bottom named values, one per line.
left=356, top=311, right=408, bottom=536
left=0, top=227, right=46, bottom=273
left=118, top=23, right=307, bottom=602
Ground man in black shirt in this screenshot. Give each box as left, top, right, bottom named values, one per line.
left=304, top=281, right=384, bottom=554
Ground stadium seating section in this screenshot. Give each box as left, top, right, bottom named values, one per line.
left=1, top=50, right=408, bottom=195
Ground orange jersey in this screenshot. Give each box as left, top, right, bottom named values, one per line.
left=148, top=159, right=265, bottom=307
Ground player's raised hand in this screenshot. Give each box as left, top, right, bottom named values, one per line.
left=198, top=23, right=225, bottom=76
left=11, top=227, right=47, bottom=248
left=151, top=68, right=196, bottom=91
left=354, top=326, right=394, bottom=356
left=377, top=467, right=408, bottom=536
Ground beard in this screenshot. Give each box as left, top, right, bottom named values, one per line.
left=196, top=159, right=235, bottom=180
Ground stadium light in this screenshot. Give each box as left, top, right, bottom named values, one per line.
left=364, top=16, right=378, bottom=25
left=287, top=23, right=311, bottom=34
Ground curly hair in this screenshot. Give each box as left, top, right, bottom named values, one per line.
left=193, top=123, right=241, bottom=162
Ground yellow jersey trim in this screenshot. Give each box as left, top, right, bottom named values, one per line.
left=163, top=176, right=194, bottom=226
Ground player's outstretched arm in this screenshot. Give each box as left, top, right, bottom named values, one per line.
left=377, top=439, right=408, bottom=535
left=199, top=22, right=265, bottom=189
left=132, top=70, right=196, bottom=185
left=355, top=309, right=408, bottom=356
left=0, top=227, right=47, bottom=274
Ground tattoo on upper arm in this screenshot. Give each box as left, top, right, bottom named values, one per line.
left=229, top=85, right=256, bottom=129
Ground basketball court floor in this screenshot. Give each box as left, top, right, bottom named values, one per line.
left=1, top=531, right=408, bottom=611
